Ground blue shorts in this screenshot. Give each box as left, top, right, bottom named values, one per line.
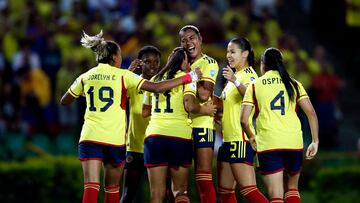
left=125, top=151, right=145, bottom=170
left=78, top=142, right=126, bottom=166
left=257, top=150, right=303, bottom=174
left=144, top=135, right=193, bottom=168
left=217, top=141, right=255, bottom=165
left=193, top=128, right=215, bottom=149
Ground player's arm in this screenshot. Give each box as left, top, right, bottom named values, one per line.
left=184, top=94, right=216, bottom=116
left=213, top=95, right=223, bottom=124
left=140, top=68, right=202, bottom=93
left=142, top=93, right=152, bottom=118
left=222, top=65, right=247, bottom=96
left=196, top=81, right=214, bottom=102
left=298, top=98, right=319, bottom=160
left=60, top=91, right=76, bottom=105
left=142, top=104, right=152, bottom=118
left=240, top=104, right=256, bottom=151
left=60, top=75, right=83, bottom=106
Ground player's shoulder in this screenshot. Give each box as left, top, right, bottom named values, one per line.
left=244, top=66, right=257, bottom=74
left=239, top=66, right=257, bottom=78
left=292, top=78, right=302, bottom=86
left=201, top=54, right=218, bottom=65
left=251, top=74, right=266, bottom=86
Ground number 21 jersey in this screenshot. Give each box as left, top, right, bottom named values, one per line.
left=68, top=63, right=145, bottom=146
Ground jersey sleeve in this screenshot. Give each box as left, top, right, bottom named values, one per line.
left=242, top=82, right=255, bottom=106
left=201, top=58, right=219, bottom=84
left=143, top=90, right=152, bottom=105
left=68, top=74, right=84, bottom=98
left=296, top=81, right=309, bottom=102
left=184, top=82, right=197, bottom=97
left=240, top=71, right=257, bottom=86
left=124, top=70, right=146, bottom=91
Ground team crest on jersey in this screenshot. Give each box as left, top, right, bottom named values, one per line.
left=126, top=155, right=133, bottom=163
left=210, top=70, right=215, bottom=77
left=250, top=77, right=255, bottom=81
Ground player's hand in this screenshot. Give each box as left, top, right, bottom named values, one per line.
left=249, top=137, right=257, bottom=151
left=204, top=100, right=217, bottom=116
left=222, top=65, right=236, bottom=82
left=128, top=59, right=143, bottom=72
left=194, top=67, right=202, bottom=80
left=305, top=142, right=318, bottom=160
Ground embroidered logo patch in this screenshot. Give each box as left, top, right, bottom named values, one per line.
left=126, top=155, right=133, bottom=163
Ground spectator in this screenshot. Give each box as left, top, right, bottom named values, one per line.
left=312, top=46, right=344, bottom=149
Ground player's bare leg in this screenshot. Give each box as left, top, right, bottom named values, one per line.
left=147, top=166, right=168, bottom=203
left=170, top=166, right=190, bottom=203
left=218, top=161, right=237, bottom=203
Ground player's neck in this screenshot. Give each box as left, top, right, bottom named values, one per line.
left=235, top=62, right=249, bottom=72
left=141, top=73, right=152, bottom=80
left=191, top=53, right=203, bottom=64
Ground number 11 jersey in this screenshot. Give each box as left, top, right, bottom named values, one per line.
left=242, top=70, right=308, bottom=152
left=145, top=71, right=196, bottom=140
left=68, top=63, right=145, bottom=146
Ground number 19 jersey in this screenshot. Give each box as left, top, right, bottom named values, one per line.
left=242, top=70, right=309, bottom=152
left=68, top=63, right=145, bottom=146
left=145, top=71, right=196, bottom=139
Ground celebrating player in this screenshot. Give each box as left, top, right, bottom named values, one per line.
left=60, top=31, right=201, bottom=203
left=142, top=47, right=216, bottom=203
left=241, top=48, right=319, bottom=203
left=121, top=45, right=161, bottom=203
left=217, top=37, right=268, bottom=203
left=179, top=25, right=219, bottom=203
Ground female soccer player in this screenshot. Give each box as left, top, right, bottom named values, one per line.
left=142, top=47, right=216, bottom=203
left=217, top=37, right=268, bottom=203
left=121, top=45, right=161, bottom=203
left=241, top=48, right=319, bottom=203
left=179, top=25, right=219, bottom=203
left=60, top=31, right=201, bottom=203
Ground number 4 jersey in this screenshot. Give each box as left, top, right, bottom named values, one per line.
left=68, top=63, right=145, bottom=146
left=144, top=71, right=197, bottom=140
left=242, top=70, right=309, bottom=152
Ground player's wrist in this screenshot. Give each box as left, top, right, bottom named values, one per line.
left=181, top=71, right=198, bottom=84
left=189, top=70, right=198, bottom=82
left=233, top=77, right=241, bottom=87
left=181, top=73, right=192, bottom=84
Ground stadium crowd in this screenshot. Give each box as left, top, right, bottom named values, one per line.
left=0, top=0, right=342, bottom=156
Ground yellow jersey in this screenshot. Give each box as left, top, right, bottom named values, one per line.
left=68, top=63, right=145, bottom=146
left=190, top=54, right=219, bottom=129
left=126, top=82, right=150, bottom=153
left=221, top=67, right=258, bottom=142
left=243, top=70, right=309, bottom=152
left=145, top=71, right=196, bottom=139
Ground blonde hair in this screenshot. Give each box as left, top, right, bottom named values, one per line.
left=81, top=30, right=109, bottom=62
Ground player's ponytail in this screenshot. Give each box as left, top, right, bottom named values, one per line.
left=154, top=47, right=188, bottom=82
left=262, top=48, right=299, bottom=102
left=230, top=37, right=254, bottom=68
left=81, top=30, right=120, bottom=65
